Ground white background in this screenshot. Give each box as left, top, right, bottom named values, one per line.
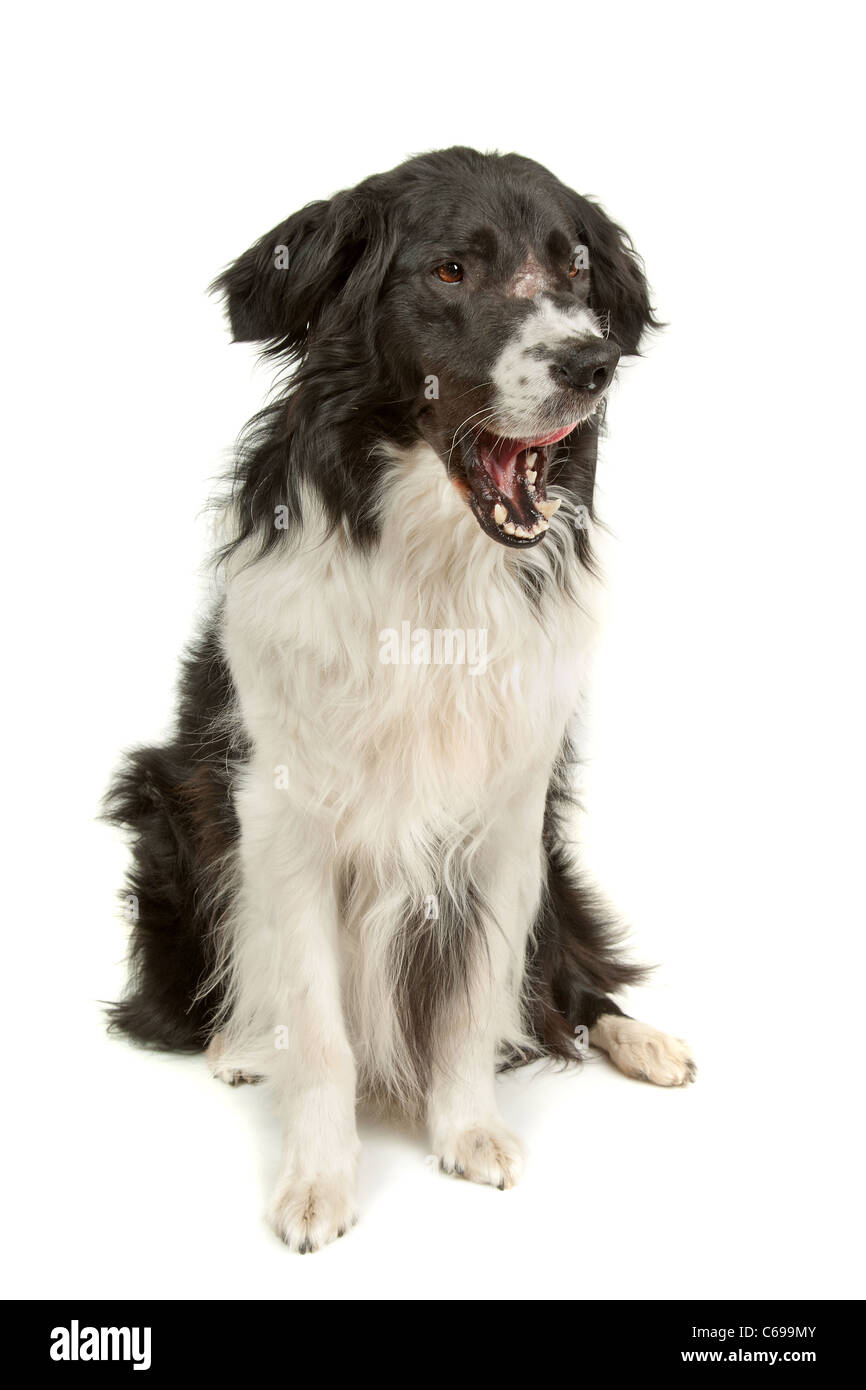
left=3, top=0, right=864, bottom=1301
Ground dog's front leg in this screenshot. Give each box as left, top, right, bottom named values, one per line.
left=228, top=773, right=359, bottom=1252
left=427, top=984, right=524, bottom=1190
left=427, top=828, right=540, bottom=1190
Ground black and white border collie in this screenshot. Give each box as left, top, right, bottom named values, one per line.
left=107, top=146, right=695, bottom=1252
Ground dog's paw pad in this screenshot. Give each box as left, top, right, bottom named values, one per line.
left=268, top=1174, right=358, bottom=1253
left=436, top=1124, right=523, bottom=1189
left=591, top=1016, right=696, bottom=1087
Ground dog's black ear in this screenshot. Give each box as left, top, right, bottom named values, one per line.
left=568, top=193, right=659, bottom=355
left=211, top=189, right=393, bottom=353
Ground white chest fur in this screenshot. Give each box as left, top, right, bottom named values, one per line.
left=216, top=443, right=604, bottom=1095
left=222, top=443, right=602, bottom=853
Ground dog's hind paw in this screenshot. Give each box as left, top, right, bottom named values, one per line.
left=589, top=1015, right=696, bottom=1087
left=205, top=1032, right=262, bottom=1086
left=214, top=1067, right=262, bottom=1086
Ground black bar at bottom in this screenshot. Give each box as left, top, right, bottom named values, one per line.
left=1, top=1298, right=858, bottom=1374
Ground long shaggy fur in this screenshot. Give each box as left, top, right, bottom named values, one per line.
left=104, top=624, right=242, bottom=1047
left=104, top=147, right=678, bottom=1246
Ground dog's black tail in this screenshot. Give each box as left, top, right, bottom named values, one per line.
left=103, top=623, right=244, bottom=1051
left=517, top=742, right=650, bottom=1065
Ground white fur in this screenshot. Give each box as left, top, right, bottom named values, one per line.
left=212, top=441, right=603, bottom=1245
left=490, top=299, right=604, bottom=436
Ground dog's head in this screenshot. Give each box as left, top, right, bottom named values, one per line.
left=214, top=147, right=656, bottom=549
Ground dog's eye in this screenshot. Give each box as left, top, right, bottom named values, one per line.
left=569, top=245, right=589, bottom=280
left=435, top=262, right=464, bottom=283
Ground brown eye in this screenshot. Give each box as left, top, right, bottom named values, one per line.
left=569, top=245, right=589, bottom=279
left=435, top=262, right=463, bottom=283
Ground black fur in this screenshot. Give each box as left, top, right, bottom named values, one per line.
left=107, top=146, right=657, bottom=1063
left=104, top=622, right=242, bottom=1048
left=514, top=740, right=649, bottom=1066
left=390, top=875, right=487, bottom=1097
left=209, top=146, right=658, bottom=560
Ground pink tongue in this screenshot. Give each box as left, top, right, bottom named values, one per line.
left=481, top=440, right=524, bottom=496
left=479, top=424, right=577, bottom=499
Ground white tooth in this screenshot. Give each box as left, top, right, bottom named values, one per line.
left=493, top=503, right=507, bottom=526
left=538, top=497, right=562, bottom=519
left=526, top=470, right=537, bottom=485
left=533, top=519, right=548, bottom=535
left=504, top=522, right=516, bottom=535
left=515, top=525, right=531, bottom=538
left=525, top=451, right=537, bottom=467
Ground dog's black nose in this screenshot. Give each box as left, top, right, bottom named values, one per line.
left=552, top=340, right=620, bottom=395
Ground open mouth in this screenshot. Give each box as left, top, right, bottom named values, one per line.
left=463, top=423, right=579, bottom=547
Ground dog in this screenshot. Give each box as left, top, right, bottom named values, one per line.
left=106, top=146, right=695, bottom=1252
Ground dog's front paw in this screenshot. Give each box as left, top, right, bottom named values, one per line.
left=590, top=1015, right=696, bottom=1087
left=268, top=1173, right=359, bottom=1253
left=436, top=1123, right=523, bottom=1190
